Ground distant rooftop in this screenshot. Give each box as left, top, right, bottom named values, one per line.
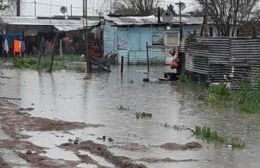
left=104, top=15, right=208, bottom=26
left=0, top=16, right=100, bottom=31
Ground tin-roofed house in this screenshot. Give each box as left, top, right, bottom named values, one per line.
left=103, top=15, right=217, bottom=65
left=0, top=16, right=100, bottom=57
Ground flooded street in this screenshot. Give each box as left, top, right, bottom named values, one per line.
left=0, top=66, right=260, bottom=168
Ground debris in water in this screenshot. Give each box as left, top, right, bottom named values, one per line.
left=19, top=107, right=34, bottom=111
left=160, top=142, right=202, bottom=151
left=117, top=105, right=130, bottom=111
left=135, top=112, right=152, bottom=119
left=108, top=137, right=114, bottom=142
left=138, top=157, right=198, bottom=163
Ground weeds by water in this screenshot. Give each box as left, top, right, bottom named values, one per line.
left=135, top=112, right=152, bottom=119
left=11, top=56, right=85, bottom=72
left=178, top=73, right=192, bottom=84
left=117, top=105, right=129, bottom=111
left=234, top=79, right=260, bottom=114
left=204, top=83, right=231, bottom=106
left=194, top=126, right=245, bottom=149
left=203, top=80, right=260, bottom=114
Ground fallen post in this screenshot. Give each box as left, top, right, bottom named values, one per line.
left=0, top=97, right=22, bottom=100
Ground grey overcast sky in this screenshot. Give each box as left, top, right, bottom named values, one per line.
left=20, top=0, right=197, bottom=17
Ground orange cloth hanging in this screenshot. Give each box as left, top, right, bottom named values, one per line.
left=13, top=40, right=22, bottom=57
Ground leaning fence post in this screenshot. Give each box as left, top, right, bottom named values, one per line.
left=146, top=42, right=150, bottom=73
left=121, top=56, right=124, bottom=74
left=49, top=33, right=59, bottom=73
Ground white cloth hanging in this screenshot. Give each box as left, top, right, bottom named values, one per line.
left=3, top=38, right=9, bottom=53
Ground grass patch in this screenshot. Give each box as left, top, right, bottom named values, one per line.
left=135, top=112, right=152, bottom=119
left=194, top=126, right=245, bottom=149
left=11, top=55, right=85, bottom=72
left=54, top=55, right=83, bottom=62
left=234, top=79, right=260, bottom=114
left=117, top=105, right=130, bottom=111
left=178, top=73, right=192, bottom=84
left=204, top=83, right=231, bottom=106
left=203, top=79, right=260, bottom=114
left=13, top=57, right=38, bottom=69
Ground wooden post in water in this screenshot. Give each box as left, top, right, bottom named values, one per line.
left=121, top=56, right=124, bottom=74
left=37, top=37, right=44, bottom=71
left=59, top=39, right=63, bottom=57
left=146, top=42, right=150, bottom=73
left=127, top=52, right=130, bottom=65
left=143, top=42, right=150, bottom=82
left=49, top=33, right=59, bottom=73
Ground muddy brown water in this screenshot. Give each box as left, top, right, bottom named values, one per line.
left=0, top=66, right=260, bottom=168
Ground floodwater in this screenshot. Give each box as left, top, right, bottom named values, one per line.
left=0, top=66, right=260, bottom=168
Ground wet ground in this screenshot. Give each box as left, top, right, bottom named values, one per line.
left=0, top=66, right=260, bottom=168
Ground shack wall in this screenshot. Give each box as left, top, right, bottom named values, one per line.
left=185, top=37, right=260, bottom=89
left=103, top=21, right=118, bottom=56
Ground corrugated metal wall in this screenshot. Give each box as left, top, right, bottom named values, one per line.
left=185, top=37, right=260, bottom=89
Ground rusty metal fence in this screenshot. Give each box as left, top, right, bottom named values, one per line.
left=185, top=37, right=260, bottom=89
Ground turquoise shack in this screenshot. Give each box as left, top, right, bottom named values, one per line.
left=103, top=15, right=216, bottom=64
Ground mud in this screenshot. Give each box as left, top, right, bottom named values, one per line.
left=0, top=99, right=104, bottom=168
left=59, top=140, right=147, bottom=168
left=17, top=152, right=78, bottom=168
left=114, top=143, right=149, bottom=152
left=138, top=157, right=198, bottom=163
left=0, top=157, right=11, bottom=168
left=0, top=100, right=103, bottom=138
left=0, top=139, right=45, bottom=152
left=160, top=141, right=202, bottom=151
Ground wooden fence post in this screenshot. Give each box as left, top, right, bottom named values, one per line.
left=146, top=42, right=150, bottom=73
left=49, top=32, right=59, bottom=73
left=121, top=56, right=124, bottom=74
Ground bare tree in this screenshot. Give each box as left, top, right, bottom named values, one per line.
left=121, top=0, right=160, bottom=16
left=0, top=0, right=9, bottom=10
left=196, top=0, right=259, bottom=37
left=167, top=4, right=177, bottom=15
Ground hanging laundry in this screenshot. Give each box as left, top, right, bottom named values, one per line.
left=13, top=40, right=22, bottom=57
left=21, top=41, right=26, bottom=53
left=3, top=38, right=9, bottom=53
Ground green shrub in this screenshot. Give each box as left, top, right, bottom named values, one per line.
left=194, top=126, right=245, bottom=149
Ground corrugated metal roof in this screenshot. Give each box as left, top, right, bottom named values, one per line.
left=0, top=17, right=100, bottom=31
left=104, top=15, right=206, bottom=26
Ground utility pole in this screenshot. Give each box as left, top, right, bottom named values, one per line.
left=83, top=0, right=91, bottom=74
left=176, top=1, right=184, bottom=43
left=203, top=0, right=209, bottom=37
left=71, top=4, right=73, bottom=16
left=49, top=0, right=52, bottom=22
left=34, top=0, right=37, bottom=17
left=17, top=0, right=21, bottom=16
